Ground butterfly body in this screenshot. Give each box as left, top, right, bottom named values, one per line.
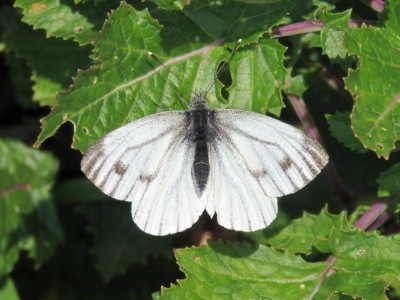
left=187, top=95, right=214, bottom=195
left=81, top=94, right=328, bottom=236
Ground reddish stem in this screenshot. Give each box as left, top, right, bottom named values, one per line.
left=354, top=202, right=388, bottom=231
left=271, top=19, right=377, bottom=38
left=368, top=211, right=390, bottom=231
left=359, top=0, right=385, bottom=13
left=0, top=182, right=30, bottom=197
left=308, top=256, right=337, bottom=300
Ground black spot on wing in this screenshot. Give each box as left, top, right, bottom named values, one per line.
left=250, top=168, right=267, bottom=178
left=279, top=156, right=293, bottom=171
left=139, top=174, right=156, bottom=183
left=115, top=161, right=127, bottom=175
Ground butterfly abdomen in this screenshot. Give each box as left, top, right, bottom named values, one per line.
left=193, top=141, right=209, bottom=194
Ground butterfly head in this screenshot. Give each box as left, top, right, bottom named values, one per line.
left=190, top=92, right=209, bottom=110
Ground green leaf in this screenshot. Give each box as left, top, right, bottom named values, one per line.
left=314, top=229, right=400, bottom=299
left=319, top=9, right=351, bottom=60
left=287, top=74, right=307, bottom=97
left=184, top=0, right=291, bottom=43
left=379, top=0, right=400, bottom=30
left=0, top=138, right=63, bottom=277
left=160, top=241, right=327, bottom=299
left=344, top=1, right=400, bottom=159
left=317, top=3, right=400, bottom=159
left=377, top=163, right=400, bottom=197
left=313, top=272, right=389, bottom=300
left=161, top=215, right=399, bottom=299
left=150, top=0, right=188, bottom=10
left=35, top=3, right=288, bottom=151
left=2, top=10, right=91, bottom=107
left=80, top=201, right=173, bottom=282
left=326, top=111, right=368, bottom=154
left=265, top=208, right=351, bottom=254
left=0, top=278, right=20, bottom=300
left=15, top=0, right=120, bottom=45
left=226, top=39, right=287, bottom=114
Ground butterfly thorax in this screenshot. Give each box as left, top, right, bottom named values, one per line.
left=187, top=109, right=212, bottom=141
left=187, top=92, right=215, bottom=142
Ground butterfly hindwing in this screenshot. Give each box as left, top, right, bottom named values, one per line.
left=204, top=138, right=278, bottom=232
left=81, top=111, right=206, bottom=235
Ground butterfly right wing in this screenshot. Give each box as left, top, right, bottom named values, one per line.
left=202, top=109, right=328, bottom=232
left=81, top=111, right=205, bottom=236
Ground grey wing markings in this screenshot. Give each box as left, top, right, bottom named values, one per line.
left=131, top=136, right=198, bottom=235
left=210, top=110, right=328, bottom=197
left=205, top=134, right=278, bottom=232
left=81, top=112, right=190, bottom=200
left=112, top=125, right=190, bottom=201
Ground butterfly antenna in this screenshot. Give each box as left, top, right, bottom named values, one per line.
left=148, top=52, right=193, bottom=108
left=204, top=38, right=242, bottom=95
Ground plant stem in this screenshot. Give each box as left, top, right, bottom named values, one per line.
left=359, top=0, right=385, bottom=13
left=0, top=182, right=30, bottom=197
left=271, top=19, right=377, bottom=38
left=354, top=201, right=389, bottom=231
left=308, top=256, right=337, bottom=300
left=271, top=20, right=323, bottom=38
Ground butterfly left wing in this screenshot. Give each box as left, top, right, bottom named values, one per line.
left=81, top=111, right=205, bottom=236
left=204, top=109, right=328, bottom=232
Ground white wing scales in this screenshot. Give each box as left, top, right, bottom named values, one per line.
left=211, top=110, right=328, bottom=196
left=204, top=109, right=328, bottom=231
left=81, top=111, right=206, bottom=236
left=82, top=107, right=328, bottom=235
left=204, top=139, right=278, bottom=232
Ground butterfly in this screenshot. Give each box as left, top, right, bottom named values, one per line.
left=81, top=89, right=329, bottom=236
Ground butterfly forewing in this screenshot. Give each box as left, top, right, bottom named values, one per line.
left=210, top=110, right=329, bottom=197
left=81, top=111, right=206, bottom=235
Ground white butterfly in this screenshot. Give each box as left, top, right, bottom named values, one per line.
left=81, top=93, right=328, bottom=236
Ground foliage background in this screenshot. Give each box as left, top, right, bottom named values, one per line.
left=1, top=0, right=399, bottom=299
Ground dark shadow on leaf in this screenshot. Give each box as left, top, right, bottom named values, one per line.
left=208, top=239, right=259, bottom=258
left=2, top=195, right=64, bottom=280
